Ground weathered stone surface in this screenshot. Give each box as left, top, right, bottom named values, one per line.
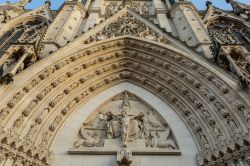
left=0, top=0, right=250, bottom=166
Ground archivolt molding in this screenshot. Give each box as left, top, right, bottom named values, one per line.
left=0, top=128, right=53, bottom=166
left=0, top=38, right=250, bottom=166
left=0, top=39, right=246, bottom=130
left=28, top=66, right=217, bottom=143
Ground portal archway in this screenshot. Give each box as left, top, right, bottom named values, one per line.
left=0, top=37, right=249, bottom=166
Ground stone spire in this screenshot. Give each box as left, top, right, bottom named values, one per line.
left=206, top=1, right=212, bottom=8
left=14, top=0, right=32, bottom=7
left=0, top=0, right=31, bottom=8
left=41, top=0, right=87, bottom=57
left=225, top=0, right=250, bottom=20
left=170, top=0, right=213, bottom=59
left=66, top=0, right=83, bottom=2
left=45, top=0, right=51, bottom=7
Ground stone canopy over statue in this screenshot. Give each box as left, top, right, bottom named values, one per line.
left=70, top=91, right=180, bottom=155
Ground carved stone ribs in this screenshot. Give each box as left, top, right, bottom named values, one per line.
left=69, top=91, right=180, bottom=155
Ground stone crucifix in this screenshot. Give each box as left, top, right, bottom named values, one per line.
left=121, top=110, right=130, bottom=146
left=120, top=91, right=139, bottom=146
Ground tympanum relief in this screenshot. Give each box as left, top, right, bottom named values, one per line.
left=69, top=91, right=180, bottom=155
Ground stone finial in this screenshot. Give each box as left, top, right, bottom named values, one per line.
left=16, top=0, right=32, bottom=7
left=206, top=1, right=212, bottom=8
left=45, top=0, right=51, bottom=7
left=225, top=0, right=234, bottom=3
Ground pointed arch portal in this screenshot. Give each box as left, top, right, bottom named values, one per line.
left=0, top=37, right=249, bottom=166
left=52, top=83, right=198, bottom=166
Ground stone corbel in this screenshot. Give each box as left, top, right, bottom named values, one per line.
left=117, top=145, right=132, bottom=166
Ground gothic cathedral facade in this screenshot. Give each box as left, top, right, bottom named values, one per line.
left=0, top=0, right=250, bottom=166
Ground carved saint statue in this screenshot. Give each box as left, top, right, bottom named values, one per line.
left=135, top=112, right=150, bottom=139
left=105, top=111, right=121, bottom=139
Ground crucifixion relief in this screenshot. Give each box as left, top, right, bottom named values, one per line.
left=69, top=91, right=180, bottom=166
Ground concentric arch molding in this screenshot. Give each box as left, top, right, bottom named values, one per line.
left=0, top=37, right=250, bottom=166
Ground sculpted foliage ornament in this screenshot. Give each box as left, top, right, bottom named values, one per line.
left=84, top=12, right=168, bottom=45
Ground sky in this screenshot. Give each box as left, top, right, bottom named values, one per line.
left=0, top=0, right=250, bottom=10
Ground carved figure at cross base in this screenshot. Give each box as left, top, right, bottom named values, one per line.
left=117, top=145, right=132, bottom=166
left=74, top=127, right=104, bottom=148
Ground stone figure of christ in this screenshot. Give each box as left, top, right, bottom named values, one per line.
left=105, top=110, right=142, bottom=145
left=121, top=111, right=130, bottom=146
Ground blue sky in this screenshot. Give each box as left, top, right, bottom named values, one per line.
left=0, top=0, right=250, bottom=10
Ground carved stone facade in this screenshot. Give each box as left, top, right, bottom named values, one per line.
left=0, top=0, right=250, bottom=166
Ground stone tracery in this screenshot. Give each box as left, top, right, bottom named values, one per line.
left=208, top=18, right=250, bottom=88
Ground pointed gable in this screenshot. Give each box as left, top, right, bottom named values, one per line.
left=76, top=6, right=197, bottom=54
left=203, top=2, right=245, bottom=25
